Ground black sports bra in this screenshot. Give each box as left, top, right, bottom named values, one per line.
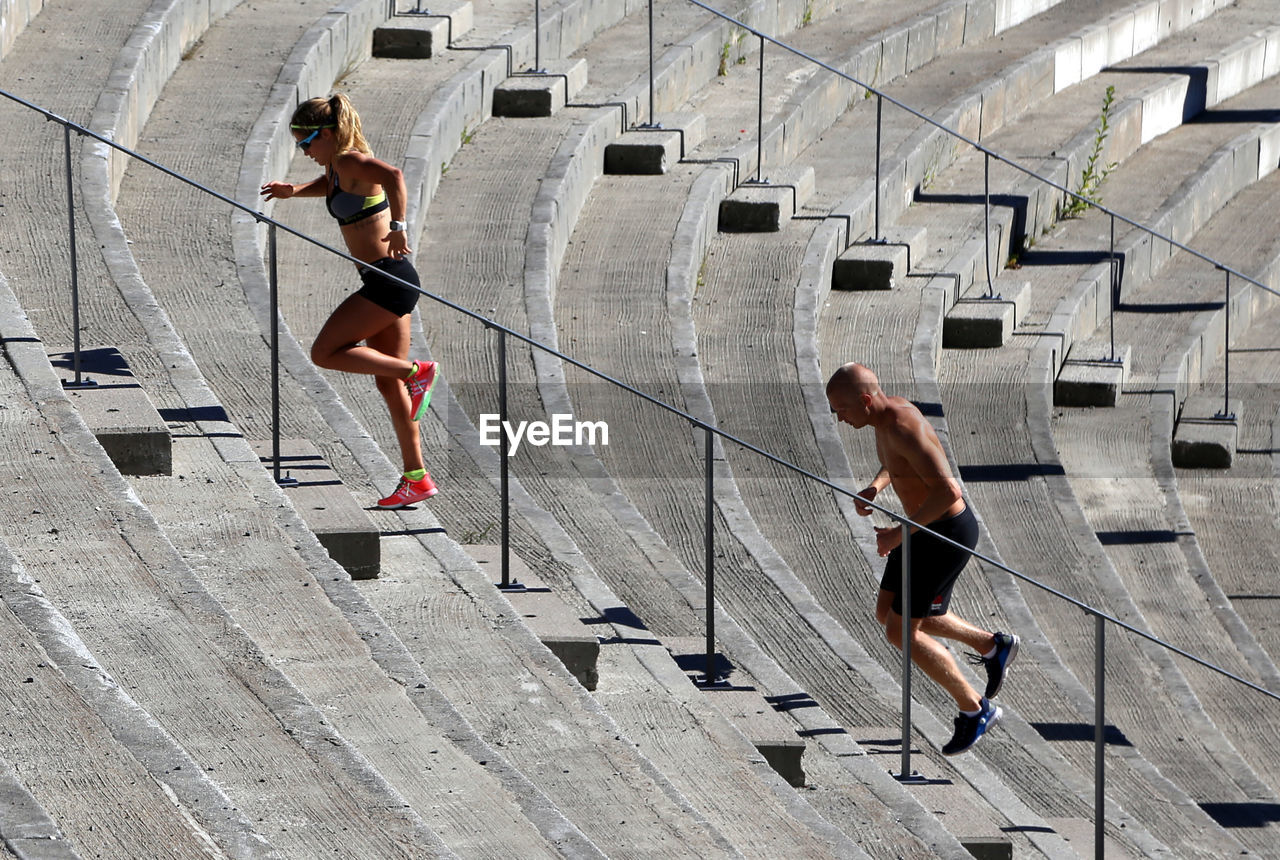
left=326, top=169, right=388, bottom=225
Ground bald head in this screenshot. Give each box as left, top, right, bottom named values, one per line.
left=826, top=362, right=881, bottom=400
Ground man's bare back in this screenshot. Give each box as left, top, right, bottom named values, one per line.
left=826, top=363, right=964, bottom=556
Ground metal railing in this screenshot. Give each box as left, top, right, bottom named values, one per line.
left=5, top=2, right=1280, bottom=855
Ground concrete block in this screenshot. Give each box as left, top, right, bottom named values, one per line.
left=605, top=112, right=705, bottom=175
left=51, top=347, right=171, bottom=476
left=1141, top=75, right=1188, bottom=144
left=960, top=836, right=1013, bottom=860
left=718, top=166, right=815, bottom=232
left=831, top=226, right=926, bottom=291
left=467, top=545, right=600, bottom=690
left=1265, top=28, right=1280, bottom=79
left=935, top=3, right=966, bottom=54
left=978, top=77, right=1007, bottom=139
left=1233, top=133, right=1262, bottom=189
left=1172, top=396, right=1240, bottom=468
left=605, top=129, right=681, bottom=174
left=250, top=440, right=380, bottom=580
left=1158, top=0, right=1195, bottom=35
left=833, top=242, right=905, bottom=290
left=493, top=58, right=588, bottom=117
left=905, top=14, right=937, bottom=73
left=373, top=17, right=450, bottom=58
left=964, top=0, right=995, bottom=42
left=1216, top=38, right=1266, bottom=102
left=1054, top=342, right=1131, bottom=407
left=881, top=23, right=909, bottom=81
left=944, top=280, right=1029, bottom=348
left=665, top=638, right=805, bottom=787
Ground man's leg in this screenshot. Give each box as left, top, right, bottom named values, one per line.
left=920, top=612, right=995, bottom=654
left=878, top=591, right=982, bottom=713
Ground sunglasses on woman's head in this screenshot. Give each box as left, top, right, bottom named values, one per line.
left=296, top=128, right=322, bottom=151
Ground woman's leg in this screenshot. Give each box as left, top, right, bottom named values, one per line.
left=311, top=292, right=414, bottom=378
left=366, top=315, right=425, bottom=474
left=312, top=294, right=423, bottom=473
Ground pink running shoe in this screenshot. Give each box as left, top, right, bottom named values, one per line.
left=376, top=473, right=439, bottom=509
left=406, top=360, right=438, bottom=422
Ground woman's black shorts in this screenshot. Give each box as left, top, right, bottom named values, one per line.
left=356, top=257, right=421, bottom=317
left=879, top=505, right=979, bottom=618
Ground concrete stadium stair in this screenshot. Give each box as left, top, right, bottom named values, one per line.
left=264, top=0, right=1274, bottom=854
left=530, top=0, right=1274, bottom=856
left=252, top=3, right=942, bottom=854
left=3, top=0, right=763, bottom=857
left=1030, top=94, right=1280, bottom=840
left=524, top=1, right=1280, bottom=860
left=918, top=72, right=1280, bottom=860
left=819, top=4, right=1280, bottom=854
left=67, top=0, right=890, bottom=854
left=381, top=0, right=1121, bottom=854
left=1177, top=292, right=1280, bottom=678
left=246, top=2, right=884, bottom=858
left=242, top=0, right=1067, bottom=857
left=4, top=0, right=1280, bottom=854
left=0, top=270, right=450, bottom=855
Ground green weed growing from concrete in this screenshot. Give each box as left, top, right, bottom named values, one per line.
left=1062, top=85, right=1118, bottom=217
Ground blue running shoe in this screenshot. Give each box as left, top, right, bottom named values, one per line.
left=942, top=698, right=1001, bottom=756
left=969, top=631, right=1019, bottom=699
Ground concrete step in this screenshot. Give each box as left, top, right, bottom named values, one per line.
left=493, top=58, right=588, bottom=117
left=1172, top=394, right=1241, bottom=468
left=604, top=112, right=706, bottom=174
left=49, top=346, right=171, bottom=476
left=717, top=165, right=815, bottom=232
left=943, top=279, right=1031, bottom=348
left=465, top=544, right=601, bottom=689
left=373, top=0, right=473, bottom=58
left=250, top=439, right=381, bottom=580
left=831, top=225, right=928, bottom=291
left=663, top=637, right=806, bottom=787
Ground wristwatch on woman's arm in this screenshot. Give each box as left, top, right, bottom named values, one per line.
left=389, top=220, right=407, bottom=233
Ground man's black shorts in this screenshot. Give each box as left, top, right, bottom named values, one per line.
left=356, top=256, right=421, bottom=317
left=879, top=505, right=979, bottom=618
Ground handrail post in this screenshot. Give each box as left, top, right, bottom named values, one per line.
left=268, top=224, right=294, bottom=487
left=497, top=328, right=513, bottom=588
left=1108, top=215, right=1117, bottom=362
left=60, top=122, right=92, bottom=390
left=1095, top=613, right=1106, bottom=860
left=645, top=0, right=656, bottom=127
left=532, top=0, right=543, bottom=72
left=874, top=94, right=883, bottom=242
left=984, top=152, right=994, bottom=297
left=898, top=521, right=914, bottom=779
left=1220, top=269, right=1233, bottom=420
left=754, top=35, right=765, bottom=183
left=704, top=425, right=717, bottom=684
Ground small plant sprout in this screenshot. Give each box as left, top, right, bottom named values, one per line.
left=1062, top=85, right=1118, bottom=218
